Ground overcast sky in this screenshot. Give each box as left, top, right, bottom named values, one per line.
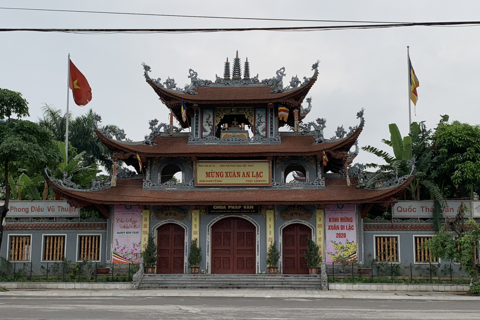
left=1, top=1, right=479, bottom=166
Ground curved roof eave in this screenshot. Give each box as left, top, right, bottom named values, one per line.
left=46, top=174, right=413, bottom=209
left=146, top=77, right=316, bottom=107
left=95, top=126, right=362, bottom=159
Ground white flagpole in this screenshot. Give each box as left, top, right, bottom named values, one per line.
left=407, top=46, right=412, bottom=135
left=65, top=53, right=70, bottom=163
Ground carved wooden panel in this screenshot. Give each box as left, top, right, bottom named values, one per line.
left=211, top=217, right=255, bottom=274
left=157, top=223, right=185, bottom=274
left=282, top=224, right=310, bottom=274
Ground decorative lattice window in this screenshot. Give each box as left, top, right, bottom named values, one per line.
left=414, top=236, right=438, bottom=263
left=78, top=235, right=101, bottom=261
left=9, top=236, right=31, bottom=261
left=375, top=236, right=399, bottom=262
left=43, top=235, right=66, bottom=261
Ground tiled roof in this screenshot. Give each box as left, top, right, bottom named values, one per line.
left=5, top=222, right=107, bottom=230
left=98, top=130, right=361, bottom=159
left=364, top=223, right=434, bottom=231
left=147, top=78, right=315, bottom=106
left=48, top=175, right=413, bottom=208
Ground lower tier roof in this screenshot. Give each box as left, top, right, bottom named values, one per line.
left=49, top=176, right=413, bottom=209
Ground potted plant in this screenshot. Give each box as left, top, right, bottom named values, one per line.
left=358, top=253, right=372, bottom=276
left=304, top=238, right=322, bottom=274
left=188, top=239, right=202, bottom=274
left=142, top=233, right=158, bottom=274
left=96, top=264, right=110, bottom=275
left=266, top=241, right=280, bottom=274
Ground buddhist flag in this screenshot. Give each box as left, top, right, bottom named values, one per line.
left=136, top=153, right=143, bottom=173
left=278, top=106, right=289, bottom=122
left=409, top=57, right=419, bottom=106
left=69, top=59, right=92, bottom=106
left=181, top=100, right=187, bottom=122
left=322, top=151, right=329, bottom=167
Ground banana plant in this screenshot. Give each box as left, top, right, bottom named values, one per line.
left=8, top=173, right=43, bottom=200
left=51, top=141, right=98, bottom=188
left=362, top=123, right=413, bottom=183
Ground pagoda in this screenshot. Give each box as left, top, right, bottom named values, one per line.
left=47, top=53, right=414, bottom=275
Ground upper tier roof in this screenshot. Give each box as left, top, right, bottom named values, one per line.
left=142, top=56, right=320, bottom=126
left=146, top=78, right=316, bottom=106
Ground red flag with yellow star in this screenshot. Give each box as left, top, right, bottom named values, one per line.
left=69, top=59, right=92, bottom=106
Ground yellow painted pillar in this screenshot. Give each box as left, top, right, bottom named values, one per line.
left=266, top=209, right=275, bottom=249
left=191, top=209, right=200, bottom=241
left=141, top=209, right=150, bottom=251
left=315, top=207, right=325, bottom=259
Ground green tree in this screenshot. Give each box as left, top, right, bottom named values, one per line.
left=362, top=121, right=445, bottom=229
left=427, top=202, right=480, bottom=293
left=0, top=89, right=62, bottom=250
left=431, top=119, right=480, bottom=200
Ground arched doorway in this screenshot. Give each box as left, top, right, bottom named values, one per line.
left=156, top=223, right=185, bottom=274
left=211, top=217, right=256, bottom=274
left=282, top=224, right=310, bottom=274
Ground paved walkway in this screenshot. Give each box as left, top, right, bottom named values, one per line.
left=1, top=288, right=478, bottom=301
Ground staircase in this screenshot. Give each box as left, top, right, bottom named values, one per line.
left=138, top=274, right=321, bottom=290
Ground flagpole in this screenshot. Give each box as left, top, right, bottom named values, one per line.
left=65, top=53, right=71, bottom=163
left=407, top=46, right=412, bottom=135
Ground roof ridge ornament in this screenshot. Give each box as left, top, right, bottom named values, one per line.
left=143, top=58, right=319, bottom=94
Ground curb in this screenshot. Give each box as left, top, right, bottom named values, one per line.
left=0, top=289, right=478, bottom=301
left=0, top=282, right=133, bottom=290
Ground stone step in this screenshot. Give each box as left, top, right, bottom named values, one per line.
left=138, top=274, right=322, bottom=290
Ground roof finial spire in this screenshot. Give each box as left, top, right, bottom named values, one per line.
left=232, top=51, right=242, bottom=80
left=223, top=57, right=231, bottom=79
left=243, top=57, right=250, bottom=80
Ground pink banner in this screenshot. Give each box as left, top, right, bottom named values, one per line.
left=113, top=205, right=142, bottom=264
left=325, top=204, right=357, bottom=264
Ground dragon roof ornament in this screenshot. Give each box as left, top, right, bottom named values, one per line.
left=143, top=119, right=185, bottom=145
left=142, top=57, right=320, bottom=95
left=94, top=114, right=132, bottom=142
left=352, top=156, right=416, bottom=190
left=45, top=168, right=112, bottom=192
left=300, top=108, right=365, bottom=145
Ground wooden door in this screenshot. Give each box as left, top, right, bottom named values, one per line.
left=282, top=224, right=310, bottom=274
left=211, top=218, right=256, bottom=274
left=157, top=224, right=185, bottom=274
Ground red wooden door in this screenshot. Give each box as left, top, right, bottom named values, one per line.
left=282, top=224, right=310, bottom=274
left=156, top=224, right=185, bottom=274
left=211, top=218, right=256, bottom=274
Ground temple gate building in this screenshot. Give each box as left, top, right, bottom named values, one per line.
left=33, top=53, right=422, bottom=276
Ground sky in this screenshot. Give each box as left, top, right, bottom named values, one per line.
left=1, top=1, right=479, bottom=166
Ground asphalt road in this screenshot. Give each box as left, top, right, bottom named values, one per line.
left=0, top=296, right=479, bottom=320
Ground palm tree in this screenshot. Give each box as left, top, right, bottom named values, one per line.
left=38, top=106, right=114, bottom=171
